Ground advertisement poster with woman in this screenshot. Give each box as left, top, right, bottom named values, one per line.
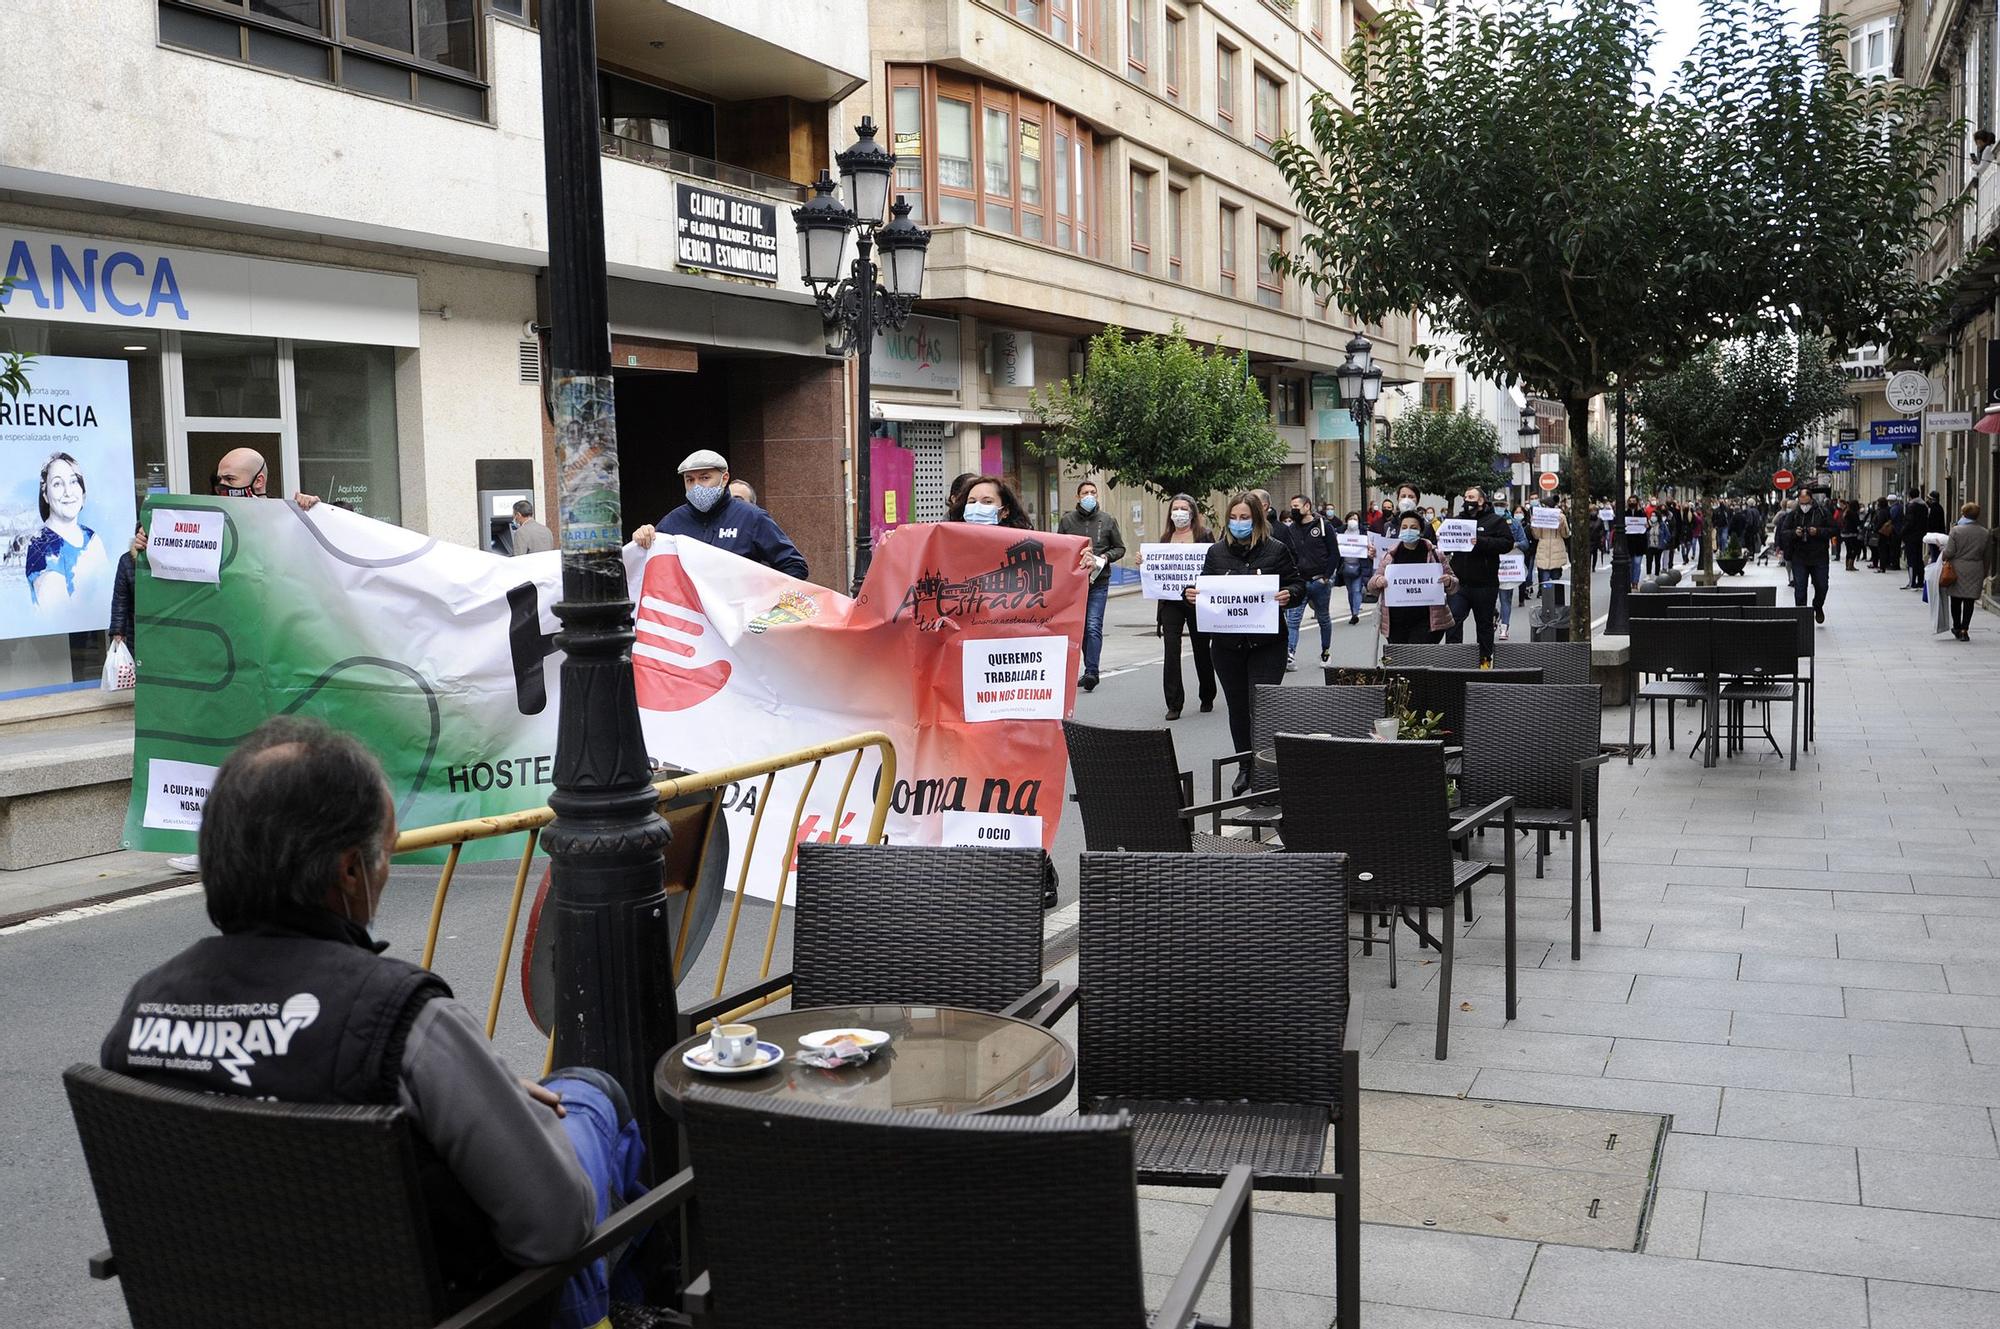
left=0, top=356, right=136, bottom=638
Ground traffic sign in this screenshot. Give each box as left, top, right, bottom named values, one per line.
left=1885, top=370, right=1932, bottom=415
left=1772, top=469, right=1795, bottom=490
left=1539, top=472, right=1559, bottom=492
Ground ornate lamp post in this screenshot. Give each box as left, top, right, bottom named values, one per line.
left=1608, top=384, right=1633, bottom=635
left=1335, top=333, right=1384, bottom=511
left=1517, top=410, right=1540, bottom=505
left=794, top=117, right=931, bottom=592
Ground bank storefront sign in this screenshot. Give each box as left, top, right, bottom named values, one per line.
left=1852, top=417, right=1919, bottom=459
left=0, top=227, right=419, bottom=346
left=871, top=314, right=960, bottom=389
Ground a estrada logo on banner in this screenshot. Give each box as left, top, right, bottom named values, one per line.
left=123, top=503, right=1089, bottom=899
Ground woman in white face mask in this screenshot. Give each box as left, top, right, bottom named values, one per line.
left=1147, top=493, right=1215, bottom=720
left=1335, top=510, right=1370, bottom=625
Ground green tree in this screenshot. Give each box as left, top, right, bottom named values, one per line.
left=1632, top=336, right=1848, bottom=572
left=1028, top=322, right=1287, bottom=504
left=1372, top=407, right=1501, bottom=498
left=0, top=277, right=31, bottom=401
left=1271, top=0, right=1962, bottom=637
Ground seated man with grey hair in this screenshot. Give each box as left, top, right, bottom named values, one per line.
left=100, top=717, right=646, bottom=1329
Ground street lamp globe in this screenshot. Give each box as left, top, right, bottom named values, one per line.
left=1345, top=332, right=1374, bottom=376
left=1335, top=351, right=1364, bottom=403
left=837, top=116, right=896, bottom=227
left=1360, top=365, right=1383, bottom=404
left=792, top=172, right=854, bottom=290
left=1517, top=413, right=1538, bottom=447
left=875, top=195, right=931, bottom=297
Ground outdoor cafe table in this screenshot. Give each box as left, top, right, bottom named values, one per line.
left=654, top=1003, right=1076, bottom=1119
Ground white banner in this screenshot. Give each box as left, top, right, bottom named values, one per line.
left=1139, top=543, right=1209, bottom=600
left=1384, top=564, right=1445, bottom=606
left=1195, top=575, right=1278, bottom=633
left=1438, top=519, right=1475, bottom=552
left=1625, top=516, right=1649, bottom=535
left=1499, top=553, right=1527, bottom=584
left=1531, top=506, right=1562, bottom=529
left=1336, top=534, right=1371, bottom=560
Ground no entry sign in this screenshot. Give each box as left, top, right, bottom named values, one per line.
left=1772, top=469, right=1795, bottom=490
left=1539, top=471, right=1559, bottom=492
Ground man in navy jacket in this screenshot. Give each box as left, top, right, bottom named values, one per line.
left=631, top=449, right=808, bottom=581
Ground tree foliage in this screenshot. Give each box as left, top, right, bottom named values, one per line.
left=1271, top=0, right=1964, bottom=635
left=1372, top=407, right=1501, bottom=498
left=1028, top=323, right=1288, bottom=502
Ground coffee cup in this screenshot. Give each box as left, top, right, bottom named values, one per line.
left=1372, top=718, right=1400, bottom=742
left=710, top=1023, right=759, bottom=1067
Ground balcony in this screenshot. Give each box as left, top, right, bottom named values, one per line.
left=601, top=133, right=806, bottom=203
left=596, top=0, right=868, bottom=104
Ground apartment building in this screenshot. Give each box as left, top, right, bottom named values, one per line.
left=853, top=0, right=1413, bottom=538
left=0, top=0, right=863, bottom=701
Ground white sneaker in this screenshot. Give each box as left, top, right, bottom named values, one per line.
left=1285, top=653, right=1298, bottom=672
left=167, top=854, right=201, bottom=875
left=1497, top=622, right=1511, bottom=641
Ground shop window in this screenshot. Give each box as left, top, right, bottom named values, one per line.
left=1275, top=377, right=1304, bottom=426
left=159, top=0, right=487, bottom=117
left=1256, top=218, right=1285, bottom=308
left=182, top=333, right=281, bottom=417
left=295, top=343, right=402, bottom=523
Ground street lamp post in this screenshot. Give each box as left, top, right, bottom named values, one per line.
left=794, top=118, right=931, bottom=594
left=1336, top=334, right=1384, bottom=512
left=1517, top=410, right=1539, bottom=507
left=535, top=0, right=676, bottom=1173
left=1607, top=384, right=1633, bottom=635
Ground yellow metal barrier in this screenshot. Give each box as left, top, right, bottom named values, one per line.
left=396, top=731, right=897, bottom=1045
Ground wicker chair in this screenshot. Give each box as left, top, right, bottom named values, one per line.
left=1063, top=719, right=1274, bottom=854
left=1460, top=683, right=1611, bottom=961
left=679, top=1086, right=1255, bottom=1329
left=1714, top=618, right=1802, bottom=770
left=1666, top=602, right=1743, bottom=618
left=683, top=843, right=1076, bottom=1034
left=1626, top=617, right=1715, bottom=763
left=1210, top=683, right=1389, bottom=839
left=1274, top=734, right=1517, bottom=1059
left=1742, top=605, right=1815, bottom=747
left=63, top=1063, right=691, bottom=1329
left=1423, top=666, right=1542, bottom=747
left=1378, top=641, right=1479, bottom=670
left=1075, top=850, right=1361, bottom=1327
left=1493, top=640, right=1593, bottom=685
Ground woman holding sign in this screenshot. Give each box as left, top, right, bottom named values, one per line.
left=1184, top=494, right=1301, bottom=791
left=1369, top=513, right=1458, bottom=645
left=1151, top=494, right=1216, bottom=720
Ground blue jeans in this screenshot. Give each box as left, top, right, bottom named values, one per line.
left=1344, top=576, right=1365, bottom=618
left=1284, top=578, right=1334, bottom=655
left=545, top=1071, right=651, bottom=1329
left=1789, top=559, right=1828, bottom=610
left=1082, top=578, right=1109, bottom=676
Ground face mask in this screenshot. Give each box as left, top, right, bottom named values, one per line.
left=1346, top=520, right=1360, bottom=533
left=1227, top=518, right=1254, bottom=540
left=686, top=482, right=727, bottom=513
left=1398, top=497, right=1417, bottom=512
left=1170, top=509, right=1192, bottom=530
left=212, top=465, right=265, bottom=498
left=964, top=502, right=1000, bottom=525
left=1079, top=495, right=1097, bottom=513
left=1399, top=528, right=1422, bottom=545
left=1462, top=498, right=1481, bottom=513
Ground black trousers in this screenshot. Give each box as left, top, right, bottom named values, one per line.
left=1445, top=583, right=1500, bottom=661
left=1790, top=559, right=1829, bottom=610
left=1160, top=603, right=1215, bottom=711
left=1905, top=542, right=1927, bottom=584
left=1211, top=638, right=1287, bottom=758
left=1952, top=596, right=1977, bottom=631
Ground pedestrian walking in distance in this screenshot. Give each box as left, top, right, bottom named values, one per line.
left=1903, top=488, right=1931, bottom=589
left=1149, top=493, right=1214, bottom=720
left=1057, top=480, right=1126, bottom=692
left=1183, top=494, right=1301, bottom=794
left=1940, top=502, right=1997, bottom=641
left=1776, top=488, right=1832, bottom=624
left=508, top=499, right=555, bottom=555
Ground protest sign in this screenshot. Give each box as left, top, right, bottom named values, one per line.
left=1384, top=564, right=1446, bottom=606
left=1139, top=543, right=1208, bottom=600
left=1438, top=519, right=1475, bottom=552
left=1531, top=506, right=1562, bottom=530
left=1195, top=575, right=1278, bottom=633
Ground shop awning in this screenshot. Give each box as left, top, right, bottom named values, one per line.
left=873, top=402, right=1025, bottom=426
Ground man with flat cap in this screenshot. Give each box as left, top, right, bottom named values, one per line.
left=631, top=448, right=808, bottom=580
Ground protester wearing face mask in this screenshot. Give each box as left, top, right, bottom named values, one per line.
left=1440, top=486, right=1516, bottom=662
left=1149, top=494, right=1215, bottom=719
left=1369, top=513, right=1458, bottom=644
left=1280, top=494, right=1336, bottom=669
left=1058, top=480, right=1127, bottom=692
left=1182, top=494, right=1302, bottom=791
left=1335, top=510, right=1371, bottom=625
left=631, top=449, right=809, bottom=580
left=945, top=475, right=1032, bottom=529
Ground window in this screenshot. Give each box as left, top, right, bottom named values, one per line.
left=1127, top=0, right=1146, bottom=81
left=1164, top=10, right=1184, bottom=103
left=1219, top=203, right=1239, bottom=297
left=1275, top=377, right=1304, bottom=427
left=1129, top=169, right=1153, bottom=272
left=1217, top=42, right=1237, bottom=131
left=599, top=72, right=717, bottom=159
left=1168, top=184, right=1185, bottom=281
left=294, top=343, right=402, bottom=524
left=1256, top=218, right=1284, bottom=308
left=1848, top=15, right=1896, bottom=80
left=1310, top=0, right=1327, bottom=40
left=157, top=0, right=485, bottom=117
left=1254, top=68, right=1284, bottom=151
left=1012, top=0, right=1095, bottom=54
left=1423, top=378, right=1455, bottom=412
left=886, top=67, right=1099, bottom=257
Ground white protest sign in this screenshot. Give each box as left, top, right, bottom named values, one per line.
left=1195, top=575, right=1278, bottom=633
left=1499, top=553, right=1528, bottom=584
left=1531, top=506, right=1563, bottom=530
left=961, top=635, right=1067, bottom=722
left=146, top=507, right=225, bottom=584
left=1336, top=534, right=1371, bottom=560
left=1370, top=533, right=1397, bottom=556
left=1139, top=543, right=1208, bottom=600
left=1438, top=519, right=1476, bottom=552
left=1625, top=516, right=1649, bottom=535
left=1384, top=564, right=1446, bottom=606
left=141, top=758, right=219, bottom=832
left=941, top=809, right=1045, bottom=849
left=1598, top=507, right=1614, bottom=522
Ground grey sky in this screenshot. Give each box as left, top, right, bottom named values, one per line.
left=1648, top=0, right=1823, bottom=86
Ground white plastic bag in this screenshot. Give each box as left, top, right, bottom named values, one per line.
left=102, top=639, right=136, bottom=691
left=1927, top=559, right=1950, bottom=635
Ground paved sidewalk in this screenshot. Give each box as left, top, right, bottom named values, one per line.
left=1094, top=560, right=2000, bottom=1327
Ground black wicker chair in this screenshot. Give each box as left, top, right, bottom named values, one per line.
left=1714, top=618, right=1802, bottom=770
left=1492, top=640, right=1593, bottom=685
left=1424, top=666, right=1542, bottom=747
left=1742, top=605, right=1815, bottom=747
left=1378, top=641, right=1479, bottom=670
left=1211, top=683, right=1389, bottom=839
left=1665, top=602, right=1743, bottom=618
left=63, top=1063, right=692, bottom=1329
left=679, top=1087, right=1254, bottom=1329
left=1626, top=617, right=1715, bottom=763
left=1274, top=735, right=1516, bottom=1059
left=1460, top=683, right=1611, bottom=961
left=1075, top=850, right=1361, bottom=1326
left=1064, top=718, right=1274, bottom=854
left=683, top=842, right=1076, bottom=1034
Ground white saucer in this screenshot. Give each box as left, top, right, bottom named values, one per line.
left=682, top=1040, right=785, bottom=1075
left=797, top=1027, right=891, bottom=1053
